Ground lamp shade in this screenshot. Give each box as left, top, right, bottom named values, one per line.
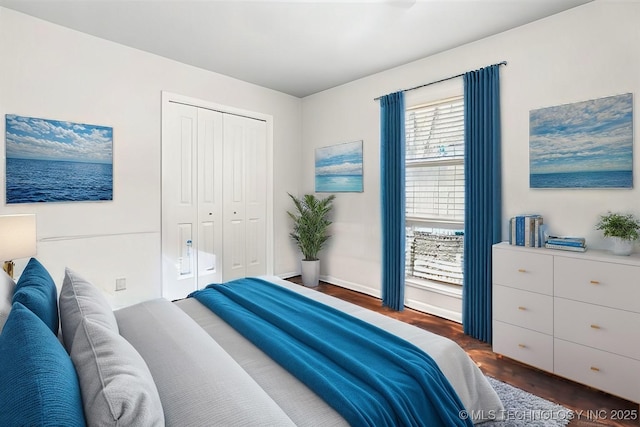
left=0, top=214, right=37, bottom=261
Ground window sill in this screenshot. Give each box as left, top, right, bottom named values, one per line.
left=405, top=277, right=462, bottom=299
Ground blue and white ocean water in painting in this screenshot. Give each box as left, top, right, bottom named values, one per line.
left=7, top=158, right=112, bottom=203
left=315, top=174, right=364, bottom=193
left=529, top=93, right=633, bottom=189
left=5, top=114, right=113, bottom=203
left=530, top=170, right=632, bottom=189
left=315, top=140, right=363, bottom=192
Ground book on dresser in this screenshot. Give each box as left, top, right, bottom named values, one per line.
left=544, top=243, right=587, bottom=252
left=544, top=236, right=586, bottom=252
left=509, top=215, right=544, bottom=247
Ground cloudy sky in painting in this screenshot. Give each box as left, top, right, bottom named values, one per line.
left=315, top=140, right=363, bottom=176
left=5, top=114, right=113, bottom=164
left=529, top=93, right=633, bottom=175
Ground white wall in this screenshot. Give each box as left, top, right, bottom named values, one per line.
left=3, top=2, right=638, bottom=306
left=301, top=1, right=640, bottom=298
left=0, top=7, right=302, bottom=307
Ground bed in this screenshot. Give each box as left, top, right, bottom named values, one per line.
left=0, top=258, right=504, bottom=426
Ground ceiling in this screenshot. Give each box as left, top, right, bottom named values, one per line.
left=1, top=0, right=593, bottom=98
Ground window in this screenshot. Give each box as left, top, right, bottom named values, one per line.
left=405, top=96, right=464, bottom=286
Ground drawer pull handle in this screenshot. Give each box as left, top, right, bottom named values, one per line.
left=518, top=344, right=527, bottom=348
left=589, top=280, right=600, bottom=285
left=590, top=366, right=600, bottom=372
left=590, top=324, right=601, bottom=330
left=518, top=306, right=527, bottom=311
left=517, top=269, right=526, bottom=273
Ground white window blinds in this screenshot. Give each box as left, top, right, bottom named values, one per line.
left=405, top=227, right=464, bottom=285
left=405, top=96, right=464, bottom=222
left=405, top=96, right=464, bottom=287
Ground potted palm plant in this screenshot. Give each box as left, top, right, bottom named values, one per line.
left=287, top=193, right=335, bottom=287
left=595, top=211, right=640, bottom=255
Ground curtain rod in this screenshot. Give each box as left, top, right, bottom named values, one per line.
left=373, top=60, right=507, bottom=101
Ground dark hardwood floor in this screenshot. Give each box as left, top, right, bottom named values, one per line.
left=286, top=277, right=639, bottom=427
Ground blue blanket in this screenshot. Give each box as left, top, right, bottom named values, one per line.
left=189, top=278, right=471, bottom=427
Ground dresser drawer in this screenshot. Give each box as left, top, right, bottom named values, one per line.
left=554, top=339, right=640, bottom=403
left=493, top=247, right=553, bottom=295
left=493, top=321, right=553, bottom=372
left=493, top=285, right=553, bottom=334
left=554, top=298, right=640, bottom=360
left=555, top=257, right=640, bottom=313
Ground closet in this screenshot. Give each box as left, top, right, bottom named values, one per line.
left=161, top=96, right=268, bottom=301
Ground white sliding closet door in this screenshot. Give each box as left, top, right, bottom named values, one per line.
left=162, top=97, right=267, bottom=300
left=162, top=102, right=223, bottom=301
left=222, top=114, right=267, bottom=281
left=196, top=108, right=224, bottom=288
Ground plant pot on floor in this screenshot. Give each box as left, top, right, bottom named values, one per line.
left=301, top=259, right=320, bottom=287
left=287, top=193, right=335, bottom=287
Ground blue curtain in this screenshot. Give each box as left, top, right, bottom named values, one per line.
left=380, top=91, right=406, bottom=311
left=462, top=65, right=502, bottom=343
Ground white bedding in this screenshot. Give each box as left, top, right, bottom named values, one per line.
left=174, top=275, right=504, bottom=425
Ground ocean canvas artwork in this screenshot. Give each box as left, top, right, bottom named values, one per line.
left=315, top=140, right=363, bottom=192
left=529, top=93, right=633, bottom=189
left=5, top=114, right=113, bottom=204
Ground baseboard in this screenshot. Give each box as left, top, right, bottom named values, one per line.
left=319, top=274, right=382, bottom=299
left=277, top=271, right=299, bottom=280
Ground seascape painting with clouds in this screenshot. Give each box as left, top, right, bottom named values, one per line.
left=315, top=140, right=363, bottom=192
left=5, top=114, right=113, bottom=204
left=529, top=93, right=633, bottom=189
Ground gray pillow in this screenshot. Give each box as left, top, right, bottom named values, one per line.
left=70, top=316, right=164, bottom=427
left=0, top=270, right=16, bottom=333
left=59, top=267, right=118, bottom=352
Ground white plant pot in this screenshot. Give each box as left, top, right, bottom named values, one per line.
left=301, top=259, right=320, bottom=287
left=611, top=237, right=634, bottom=256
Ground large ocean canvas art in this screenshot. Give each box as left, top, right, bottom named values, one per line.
left=529, top=93, right=633, bottom=189
left=315, top=140, right=363, bottom=192
left=5, top=114, right=113, bottom=204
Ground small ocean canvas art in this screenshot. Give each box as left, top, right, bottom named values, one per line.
left=529, top=93, right=633, bottom=189
left=315, top=140, right=363, bottom=192
left=5, top=114, right=113, bottom=204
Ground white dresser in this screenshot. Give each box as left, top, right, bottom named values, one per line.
left=492, top=242, right=640, bottom=403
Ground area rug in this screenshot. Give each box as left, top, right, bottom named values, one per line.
left=483, top=376, right=573, bottom=427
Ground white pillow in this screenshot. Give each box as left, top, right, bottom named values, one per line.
left=59, top=267, right=118, bottom=352
left=0, top=269, right=16, bottom=332
left=70, top=317, right=164, bottom=427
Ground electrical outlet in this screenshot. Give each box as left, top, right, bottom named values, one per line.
left=115, top=278, right=126, bottom=292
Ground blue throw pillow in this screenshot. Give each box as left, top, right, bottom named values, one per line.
left=12, top=258, right=59, bottom=334
left=0, top=302, right=86, bottom=426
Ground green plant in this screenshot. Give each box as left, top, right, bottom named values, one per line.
left=595, top=212, right=640, bottom=241
left=287, top=193, right=336, bottom=261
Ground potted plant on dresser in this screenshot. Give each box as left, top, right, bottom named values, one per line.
left=595, top=211, right=640, bottom=255
left=287, top=193, right=335, bottom=287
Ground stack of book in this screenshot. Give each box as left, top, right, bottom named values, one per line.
left=509, top=215, right=546, bottom=247
left=544, top=236, right=587, bottom=252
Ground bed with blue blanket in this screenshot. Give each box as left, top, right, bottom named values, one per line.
left=2, top=262, right=503, bottom=426
left=160, top=276, right=504, bottom=426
